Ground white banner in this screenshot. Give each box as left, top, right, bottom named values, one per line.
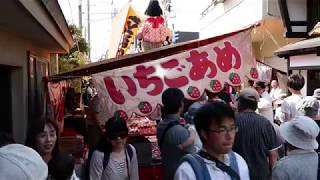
left=94, top=29, right=257, bottom=120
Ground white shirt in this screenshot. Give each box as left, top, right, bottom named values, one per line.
left=270, top=87, right=283, bottom=101
left=258, top=91, right=274, bottom=123
left=281, top=94, right=303, bottom=122
left=274, top=106, right=285, bottom=122
left=174, top=152, right=250, bottom=180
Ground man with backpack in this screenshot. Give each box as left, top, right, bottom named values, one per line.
left=174, top=101, right=250, bottom=180
left=157, top=88, right=196, bottom=180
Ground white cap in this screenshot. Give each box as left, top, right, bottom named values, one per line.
left=0, top=144, right=48, bottom=180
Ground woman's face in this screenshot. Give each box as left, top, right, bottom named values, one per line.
left=36, top=123, right=57, bottom=155
left=109, top=131, right=128, bottom=150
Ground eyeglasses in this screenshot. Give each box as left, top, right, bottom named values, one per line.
left=206, top=126, right=238, bottom=135
left=108, top=131, right=128, bottom=140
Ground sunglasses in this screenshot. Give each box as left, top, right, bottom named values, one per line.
left=108, top=131, right=128, bottom=140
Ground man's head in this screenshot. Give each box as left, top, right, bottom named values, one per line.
left=162, top=88, right=185, bottom=116
left=237, top=88, right=259, bottom=111
left=194, top=101, right=236, bottom=154
left=279, top=116, right=319, bottom=151
left=253, top=81, right=266, bottom=95
left=297, top=96, right=319, bottom=119
left=287, top=73, right=305, bottom=93
left=271, top=80, right=278, bottom=89
left=184, top=102, right=203, bottom=124
left=48, top=153, right=75, bottom=180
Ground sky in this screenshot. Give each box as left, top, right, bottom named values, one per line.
left=58, top=0, right=210, bottom=62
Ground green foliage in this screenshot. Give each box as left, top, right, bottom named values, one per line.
left=69, top=24, right=89, bottom=53
left=59, top=24, right=89, bottom=73
left=59, top=24, right=90, bottom=93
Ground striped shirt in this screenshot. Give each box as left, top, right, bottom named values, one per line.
left=233, top=111, right=280, bottom=180
left=89, top=145, right=139, bottom=180
left=108, top=158, right=128, bottom=179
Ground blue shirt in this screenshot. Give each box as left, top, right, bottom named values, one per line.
left=272, top=149, right=318, bottom=180
left=157, top=115, right=192, bottom=180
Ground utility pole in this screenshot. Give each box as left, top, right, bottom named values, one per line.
left=78, top=0, right=82, bottom=31
left=87, top=0, right=91, bottom=58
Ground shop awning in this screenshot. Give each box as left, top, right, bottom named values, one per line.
left=49, top=26, right=254, bottom=81
left=275, top=37, right=320, bottom=57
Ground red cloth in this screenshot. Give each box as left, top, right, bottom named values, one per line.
left=47, top=81, right=69, bottom=133
left=146, top=16, right=164, bottom=28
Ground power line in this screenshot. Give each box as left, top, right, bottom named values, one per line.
left=67, top=0, right=75, bottom=24
left=79, top=0, right=83, bottom=30
left=87, top=0, right=91, bottom=59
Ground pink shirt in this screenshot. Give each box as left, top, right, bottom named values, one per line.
left=137, top=16, right=172, bottom=43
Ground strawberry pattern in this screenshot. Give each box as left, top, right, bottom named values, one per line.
left=210, top=80, right=222, bottom=92
left=250, top=67, right=258, bottom=79
left=229, top=72, right=241, bottom=84
left=187, top=86, right=201, bottom=99
left=138, top=101, right=153, bottom=114
left=115, top=110, right=128, bottom=121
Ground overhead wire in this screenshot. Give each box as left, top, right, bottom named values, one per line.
left=67, top=0, right=75, bottom=24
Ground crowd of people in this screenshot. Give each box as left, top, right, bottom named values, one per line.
left=0, top=119, right=79, bottom=180
left=1, top=72, right=320, bottom=180
left=158, top=73, right=320, bottom=180
left=0, top=115, right=139, bottom=180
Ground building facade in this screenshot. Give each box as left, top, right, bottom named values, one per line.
left=199, top=0, right=301, bottom=74
left=275, top=0, right=320, bottom=96
left=0, top=0, right=73, bottom=143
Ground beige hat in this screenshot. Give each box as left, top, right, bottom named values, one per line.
left=238, top=88, right=260, bottom=102
left=279, top=116, right=319, bottom=150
